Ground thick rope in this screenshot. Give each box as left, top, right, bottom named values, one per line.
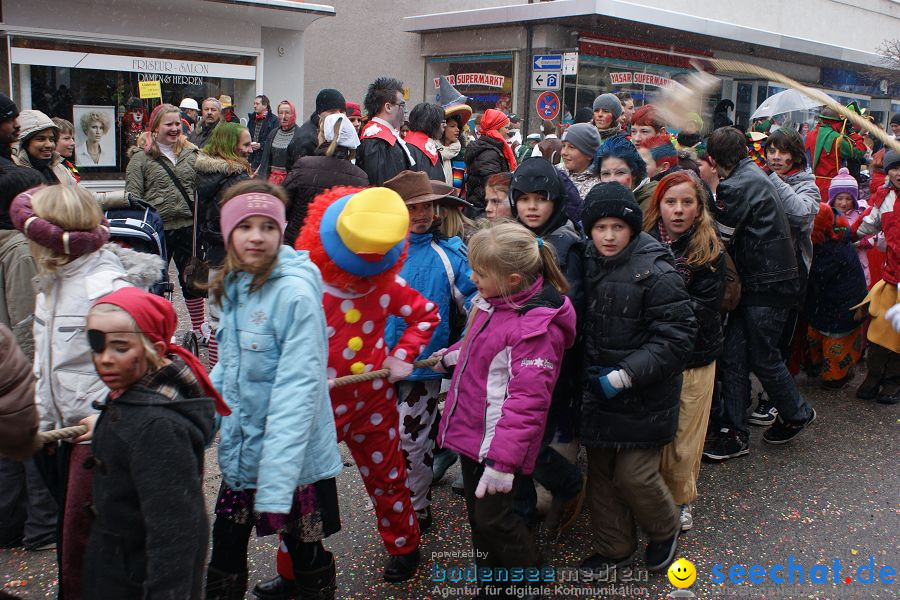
left=36, top=425, right=88, bottom=444
left=702, top=58, right=900, bottom=153
left=34, top=356, right=444, bottom=442
left=329, top=356, right=441, bottom=387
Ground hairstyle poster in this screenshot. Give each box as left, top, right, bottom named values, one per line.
left=73, top=105, right=117, bottom=167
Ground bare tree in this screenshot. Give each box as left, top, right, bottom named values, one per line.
left=876, top=38, right=900, bottom=71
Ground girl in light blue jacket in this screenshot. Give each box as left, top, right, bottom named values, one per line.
left=205, top=180, right=342, bottom=600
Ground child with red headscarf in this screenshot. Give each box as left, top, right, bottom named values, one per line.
left=81, top=287, right=226, bottom=599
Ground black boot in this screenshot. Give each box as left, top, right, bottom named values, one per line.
left=383, top=548, right=420, bottom=582
left=294, top=551, right=337, bottom=600
left=205, top=566, right=249, bottom=600
left=857, top=343, right=889, bottom=399
left=253, top=575, right=299, bottom=600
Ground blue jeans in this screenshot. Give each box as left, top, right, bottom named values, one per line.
left=718, top=305, right=813, bottom=435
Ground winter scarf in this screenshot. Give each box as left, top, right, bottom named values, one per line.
left=277, top=101, right=297, bottom=131
left=479, top=109, right=517, bottom=171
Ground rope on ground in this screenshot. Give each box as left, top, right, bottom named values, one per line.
left=34, top=357, right=444, bottom=442
left=36, top=425, right=88, bottom=444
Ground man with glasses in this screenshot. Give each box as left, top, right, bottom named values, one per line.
left=357, top=77, right=416, bottom=185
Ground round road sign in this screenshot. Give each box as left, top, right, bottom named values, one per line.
left=536, top=91, right=560, bottom=121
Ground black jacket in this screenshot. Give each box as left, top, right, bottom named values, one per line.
left=0, top=145, right=14, bottom=168
left=464, top=136, right=509, bottom=209
left=83, top=357, right=215, bottom=600
left=356, top=135, right=412, bottom=186
left=713, top=158, right=799, bottom=305
left=194, top=153, right=251, bottom=266
left=405, top=136, right=447, bottom=182
left=187, top=120, right=219, bottom=150
left=258, top=125, right=304, bottom=181
left=247, top=110, right=280, bottom=170
left=281, top=151, right=368, bottom=247
left=296, top=113, right=321, bottom=161
left=805, top=239, right=867, bottom=335
left=649, top=225, right=725, bottom=368
left=580, top=233, right=697, bottom=448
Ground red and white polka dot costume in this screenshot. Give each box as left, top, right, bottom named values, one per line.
left=326, top=275, right=439, bottom=555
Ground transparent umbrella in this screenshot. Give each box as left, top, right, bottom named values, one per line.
left=751, top=89, right=824, bottom=119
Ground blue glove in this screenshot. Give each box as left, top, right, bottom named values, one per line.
left=597, top=373, right=621, bottom=399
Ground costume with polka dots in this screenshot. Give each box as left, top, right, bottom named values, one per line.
left=325, top=275, right=439, bottom=555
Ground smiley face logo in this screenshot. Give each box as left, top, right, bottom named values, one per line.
left=668, top=558, right=696, bottom=588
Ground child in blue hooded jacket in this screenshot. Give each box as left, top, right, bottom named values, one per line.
left=205, top=180, right=342, bottom=600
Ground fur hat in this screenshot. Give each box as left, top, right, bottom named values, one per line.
left=581, top=182, right=643, bottom=235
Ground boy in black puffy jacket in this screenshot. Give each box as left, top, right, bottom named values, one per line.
left=577, top=182, right=696, bottom=577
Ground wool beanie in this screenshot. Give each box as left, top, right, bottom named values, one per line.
left=884, top=149, right=900, bottom=174
left=890, top=113, right=900, bottom=127
left=315, top=89, right=346, bottom=115
left=592, top=93, right=623, bottom=120
left=560, top=123, right=601, bottom=159
left=221, top=192, right=287, bottom=247
left=581, top=182, right=643, bottom=235
left=0, top=94, right=18, bottom=123
left=828, top=167, right=859, bottom=203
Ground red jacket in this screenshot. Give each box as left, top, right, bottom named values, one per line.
left=855, top=183, right=900, bottom=284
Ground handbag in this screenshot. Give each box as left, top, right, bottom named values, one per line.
left=156, top=158, right=209, bottom=297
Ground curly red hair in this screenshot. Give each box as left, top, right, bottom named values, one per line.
left=295, top=185, right=407, bottom=292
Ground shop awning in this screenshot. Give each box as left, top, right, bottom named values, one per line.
left=402, top=0, right=883, bottom=68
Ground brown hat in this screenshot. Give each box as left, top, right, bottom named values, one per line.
left=383, top=171, right=446, bottom=205
left=430, top=179, right=473, bottom=208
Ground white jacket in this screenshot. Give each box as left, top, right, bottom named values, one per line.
left=32, top=244, right=163, bottom=433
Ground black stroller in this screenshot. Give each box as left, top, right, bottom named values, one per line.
left=100, top=192, right=200, bottom=356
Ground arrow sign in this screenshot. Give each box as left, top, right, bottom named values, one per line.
left=531, top=71, right=561, bottom=90
left=533, top=54, right=562, bottom=71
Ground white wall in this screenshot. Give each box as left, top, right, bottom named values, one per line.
left=625, top=0, right=898, bottom=57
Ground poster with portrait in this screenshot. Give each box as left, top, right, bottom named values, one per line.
left=72, top=105, right=117, bottom=167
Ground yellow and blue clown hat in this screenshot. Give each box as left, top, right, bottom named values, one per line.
left=319, top=187, right=409, bottom=277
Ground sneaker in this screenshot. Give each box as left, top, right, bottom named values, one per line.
left=578, top=553, right=633, bottom=579
left=702, top=429, right=749, bottom=461
left=431, top=449, right=458, bottom=485
left=197, top=322, right=212, bottom=348
left=646, top=530, right=679, bottom=572
left=451, top=472, right=464, bottom=496
left=877, top=392, right=900, bottom=405
left=763, top=408, right=817, bottom=445
left=679, top=504, right=693, bottom=532
left=749, top=394, right=778, bottom=426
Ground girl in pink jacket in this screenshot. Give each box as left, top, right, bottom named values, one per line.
left=432, top=222, right=576, bottom=592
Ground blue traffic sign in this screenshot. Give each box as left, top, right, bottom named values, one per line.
left=533, top=54, right=562, bottom=71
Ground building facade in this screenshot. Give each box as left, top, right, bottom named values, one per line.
left=302, top=0, right=899, bottom=133
left=1, top=0, right=334, bottom=186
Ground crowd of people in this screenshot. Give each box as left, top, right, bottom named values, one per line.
left=0, top=69, right=898, bottom=600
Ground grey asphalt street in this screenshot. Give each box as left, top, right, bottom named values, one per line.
left=2, top=288, right=898, bottom=599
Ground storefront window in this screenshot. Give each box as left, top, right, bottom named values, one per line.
left=426, top=54, right=514, bottom=115
left=10, top=37, right=257, bottom=179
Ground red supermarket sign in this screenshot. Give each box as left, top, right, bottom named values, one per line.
left=610, top=72, right=673, bottom=87
left=433, top=73, right=505, bottom=89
